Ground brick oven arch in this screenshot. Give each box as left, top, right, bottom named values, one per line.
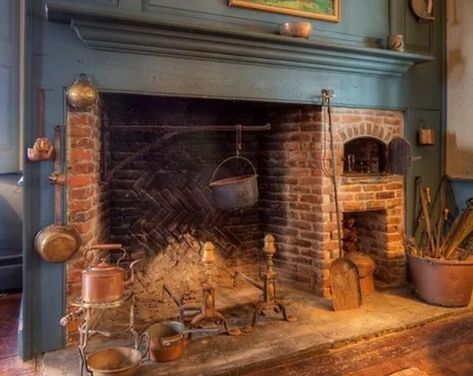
left=332, top=108, right=403, bottom=145
left=343, top=134, right=387, bottom=144
left=338, top=127, right=392, bottom=144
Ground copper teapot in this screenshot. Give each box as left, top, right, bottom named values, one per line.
left=82, top=244, right=141, bottom=304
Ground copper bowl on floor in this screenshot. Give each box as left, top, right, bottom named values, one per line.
left=86, top=347, right=143, bottom=376
left=81, top=334, right=149, bottom=376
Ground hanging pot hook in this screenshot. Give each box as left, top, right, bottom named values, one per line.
left=236, top=124, right=242, bottom=157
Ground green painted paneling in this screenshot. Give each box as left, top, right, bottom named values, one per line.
left=22, top=0, right=446, bottom=358
left=405, top=6, right=433, bottom=52
left=0, top=0, right=20, bottom=173
left=405, top=109, right=442, bottom=235
left=142, top=0, right=389, bottom=46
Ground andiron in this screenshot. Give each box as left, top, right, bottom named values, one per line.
left=236, top=234, right=296, bottom=331
left=190, top=242, right=241, bottom=335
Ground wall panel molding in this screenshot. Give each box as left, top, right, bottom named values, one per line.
left=46, top=3, right=434, bottom=78
left=0, top=0, right=19, bottom=172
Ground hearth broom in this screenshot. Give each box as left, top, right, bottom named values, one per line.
left=322, top=89, right=362, bottom=311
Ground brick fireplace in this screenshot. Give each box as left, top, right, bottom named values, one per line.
left=64, top=94, right=405, bottom=336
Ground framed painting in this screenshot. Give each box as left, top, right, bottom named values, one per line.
left=228, top=0, right=340, bottom=22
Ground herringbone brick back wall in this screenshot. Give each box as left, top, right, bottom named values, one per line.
left=103, top=95, right=267, bottom=272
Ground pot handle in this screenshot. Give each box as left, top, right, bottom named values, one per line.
left=60, top=308, right=85, bottom=327
left=209, top=155, right=257, bottom=185
left=137, top=332, right=151, bottom=362
left=83, top=243, right=125, bottom=266
left=160, top=335, right=182, bottom=348
left=182, top=327, right=222, bottom=335
left=92, top=243, right=123, bottom=250
left=124, top=259, right=142, bottom=287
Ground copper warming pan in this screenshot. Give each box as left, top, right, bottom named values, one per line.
left=82, top=244, right=141, bottom=304
left=34, top=125, right=81, bottom=263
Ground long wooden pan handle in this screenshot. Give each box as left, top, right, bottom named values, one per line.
left=91, top=243, right=123, bottom=250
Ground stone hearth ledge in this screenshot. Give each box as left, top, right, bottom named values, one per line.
left=42, top=287, right=473, bottom=376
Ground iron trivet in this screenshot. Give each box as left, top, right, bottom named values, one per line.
left=60, top=292, right=138, bottom=375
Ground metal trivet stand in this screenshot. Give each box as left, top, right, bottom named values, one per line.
left=163, top=242, right=241, bottom=336
left=236, top=234, right=296, bottom=332
left=60, top=292, right=138, bottom=376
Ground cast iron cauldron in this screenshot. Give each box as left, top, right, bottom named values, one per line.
left=209, top=155, right=258, bottom=211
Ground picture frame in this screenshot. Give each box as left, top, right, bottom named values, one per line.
left=228, top=0, right=341, bottom=23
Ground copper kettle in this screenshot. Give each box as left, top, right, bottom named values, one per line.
left=82, top=244, right=141, bottom=304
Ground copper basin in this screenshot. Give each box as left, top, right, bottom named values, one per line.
left=407, top=253, right=473, bottom=307
left=86, top=347, right=143, bottom=376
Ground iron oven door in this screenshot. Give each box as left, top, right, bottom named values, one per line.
left=386, top=137, right=412, bottom=176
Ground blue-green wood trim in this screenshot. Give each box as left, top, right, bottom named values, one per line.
left=20, top=0, right=34, bottom=361
left=0, top=0, right=20, bottom=173
left=20, top=0, right=66, bottom=360
left=45, top=2, right=434, bottom=78
left=47, top=0, right=389, bottom=49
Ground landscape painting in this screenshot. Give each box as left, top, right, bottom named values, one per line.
left=229, top=0, right=340, bottom=22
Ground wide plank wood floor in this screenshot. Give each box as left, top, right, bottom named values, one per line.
left=244, top=312, right=473, bottom=376
left=0, top=293, right=38, bottom=376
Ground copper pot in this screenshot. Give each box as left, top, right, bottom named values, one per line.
left=82, top=244, right=141, bottom=304
left=146, top=321, right=220, bottom=362
left=418, top=128, right=435, bottom=145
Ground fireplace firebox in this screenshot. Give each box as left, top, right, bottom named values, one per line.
left=64, top=94, right=406, bottom=339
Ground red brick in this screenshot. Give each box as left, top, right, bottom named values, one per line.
left=300, top=195, right=323, bottom=204
left=67, top=175, right=94, bottom=187
left=341, top=185, right=362, bottom=193
left=354, top=193, right=375, bottom=201
left=71, top=137, right=94, bottom=149
left=384, top=117, right=401, bottom=125
left=363, top=185, right=384, bottom=192
left=290, top=202, right=311, bottom=211
left=69, top=126, right=92, bottom=138
left=69, top=162, right=95, bottom=174
left=69, top=187, right=94, bottom=200
left=68, top=113, right=96, bottom=126
left=385, top=182, right=403, bottom=190
left=341, top=115, right=363, bottom=123
left=69, top=199, right=94, bottom=212
left=376, top=191, right=395, bottom=199
left=69, top=149, right=92, bottom=161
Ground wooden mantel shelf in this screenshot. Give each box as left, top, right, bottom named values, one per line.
left=46, top=2, right=435, bottom=78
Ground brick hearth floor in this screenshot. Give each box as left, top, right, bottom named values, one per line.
left=41, top=286, right=473, bottom=376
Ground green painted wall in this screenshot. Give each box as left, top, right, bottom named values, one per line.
left=22, top=0, right=446, bottom=357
